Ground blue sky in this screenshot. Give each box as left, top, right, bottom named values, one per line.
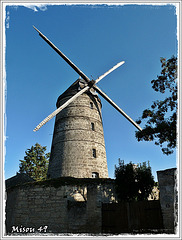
left=4, top=3, right=178, bottom=181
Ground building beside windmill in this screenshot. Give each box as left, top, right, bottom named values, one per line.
left=47, top=78, right=108, bottom=179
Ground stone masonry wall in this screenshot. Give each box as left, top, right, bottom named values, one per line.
left=5, top=178, right=117, bottom=234
left=157, top=168, right=177, bottom=232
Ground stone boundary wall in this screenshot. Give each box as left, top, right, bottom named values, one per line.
left=5, top=177, right=117, bottom=234
left=157, top=168, right=177, bottom=233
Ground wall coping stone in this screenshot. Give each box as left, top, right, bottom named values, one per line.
left=6, top=176, right=115, bottom=191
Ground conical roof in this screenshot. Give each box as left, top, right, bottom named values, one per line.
left=56, top=78, right=100, bottom=108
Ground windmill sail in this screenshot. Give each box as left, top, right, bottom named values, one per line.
left=95, top=61, right=125, bottom=84
left=33, top=85, right=89, bottom=132
left=33, top=61, right=125, bottom=131
left=93, top=85, right=142, bottom=131
left=33, top=26, right=142, bottom=132
left=33, top=26, right=90, bottom=83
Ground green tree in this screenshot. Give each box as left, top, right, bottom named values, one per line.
left=115, top=160, right=138, bottom=201
left=19, top=143, right=50, bottom=181
left=115, top=159, right=155, bottom=202
left=136, top=56, right=177, bottom=155
left=136, top=161, right=155, bottom=200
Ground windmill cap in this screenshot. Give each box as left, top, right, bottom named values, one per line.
left=56, top=78, right=101, bottom=108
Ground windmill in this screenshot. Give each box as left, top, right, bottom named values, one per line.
left=33, top=26, right=142, bottom=179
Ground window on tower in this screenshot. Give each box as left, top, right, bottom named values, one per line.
left=90, top=102, right=94, bottom=109
left=91, top=122, right=95, bottom=131
left=92, top=172, right=99, bottom=178
left=92, top=149, right=96, bottom=158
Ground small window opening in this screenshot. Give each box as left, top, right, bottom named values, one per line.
left=91, top=122, right=95, bottom=131
left=92, top=149, right=96, bottom=158
left=92, top=172, right=99, bottom=178
left=90, top=102, right=94, bottom=109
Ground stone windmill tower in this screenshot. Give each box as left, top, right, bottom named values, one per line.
left=33, top=27, right=142, bottom=179
left=47, top=79, right=108, bottom=178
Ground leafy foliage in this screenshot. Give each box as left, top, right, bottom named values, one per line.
left=115, top=159, right=155, bottom=202
left=19, top=143, right=50, bottom=181
left=136, top=162, right=155, bottom=200
left=136, top=56, right=177, bottom=155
